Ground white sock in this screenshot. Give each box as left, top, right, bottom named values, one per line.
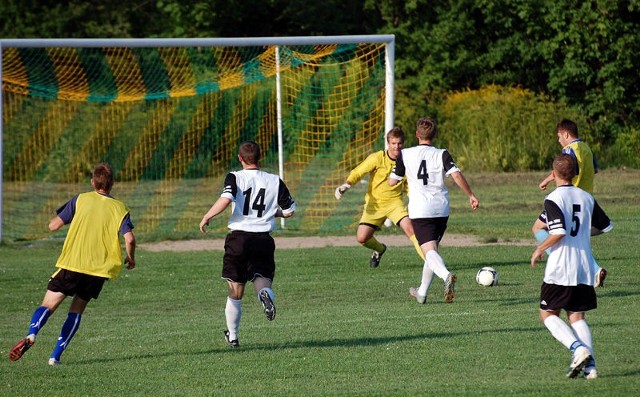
left=225, top=297, right=242, bottom=340
left=418, top=261, right=435, bottom=296
left=426, top=250, right=449, bottom=280
left=543, top=315, right=578, bottom=350
left=571, top=319, right=593, bottom=355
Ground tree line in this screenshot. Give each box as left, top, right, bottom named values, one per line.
left=2, top=0, right=639, bottom=166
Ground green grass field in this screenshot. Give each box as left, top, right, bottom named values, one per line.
left=1, top=170, right=639, bottom=396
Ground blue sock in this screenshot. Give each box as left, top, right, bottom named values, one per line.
left=534, top=229, right=552, bottom=254
left=569, top=341, right=583, bottom=353
left=534, top=229, right=549, bottom=244
left=28, top=306, right=51, bottom=337
left=258, top=287, right=275, bottom=303
left=50, top=312, right=81, bottom=361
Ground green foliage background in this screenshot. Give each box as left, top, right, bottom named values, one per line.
left=2, top=0, right=639, bottom=168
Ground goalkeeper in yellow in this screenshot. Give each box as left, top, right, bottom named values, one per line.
left=335, top=127, right=424, bottom=267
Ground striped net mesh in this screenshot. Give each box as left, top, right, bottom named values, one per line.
left=2, top=43, right=387, bottom=241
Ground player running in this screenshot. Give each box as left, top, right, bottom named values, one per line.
left=532, top=119, right=607, bottom=287
left=199, top=141, right=296, bottom=348
left=334, top=127, right=425, bottom=268
left=531, top=153, right=612, bottom=379
left=389, top=117, right=479, bottom=303
left=9, top=163, right=136, bottom=366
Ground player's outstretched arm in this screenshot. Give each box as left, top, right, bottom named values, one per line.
left=539, top=172, right=555, bottom=190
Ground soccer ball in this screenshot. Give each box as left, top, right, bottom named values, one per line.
left=476, top=267, right=499, bottom=287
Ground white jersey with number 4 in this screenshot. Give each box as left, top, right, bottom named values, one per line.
left=543, top=185, right=612, bottom=286
left=390, top=144, right=460, bottom=218
left=221, top=169, right=296, bottom=233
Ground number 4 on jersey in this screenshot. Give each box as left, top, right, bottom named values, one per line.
left=418, top=160, right=429, bottom=185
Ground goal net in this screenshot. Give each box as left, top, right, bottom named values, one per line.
left=1, top=36, right=394, bottom=242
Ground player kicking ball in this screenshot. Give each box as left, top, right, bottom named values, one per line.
left=389, top=117, right=479, bottom=304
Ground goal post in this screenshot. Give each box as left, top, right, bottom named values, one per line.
left=0, top=35, right=394, bottom=242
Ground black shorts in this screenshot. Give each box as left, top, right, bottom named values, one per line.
left=48, top=269, right=107, bottom=301
left=540, top=282, right=597, bottom=312
left=222, top=231, right=276, bottom=283
left=411, top=217, right=448, bottom=246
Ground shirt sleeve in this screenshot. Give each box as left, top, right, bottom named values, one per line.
left=278, top=179, right=296, bottom=215
left=442, top=150, right=461, bottom=175
left=347, top=152, right=380, bottom=184
left=119, top=213, right=134, bottom=235
left=544, top=199, right=566, bottom=235
left=56, top=195, right=79, bottom=224
left=592, top=200, right=612, bottom=233
left=221, top=173, right=237, bottom=200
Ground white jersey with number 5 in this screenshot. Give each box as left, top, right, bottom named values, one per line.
left=221, top=169, right=296, bottom=233
left=543, top=185, right=612, bottom=286
left=390, top=144, right=460, bottom=218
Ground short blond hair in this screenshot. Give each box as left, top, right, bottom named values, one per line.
left=386, top=126, right=405, bottom=143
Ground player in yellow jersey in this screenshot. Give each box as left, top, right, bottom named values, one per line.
left=335, top=127, right=424, bottom=267
left=9, top=163, right=136, bottom=366
left=532, top=119, right=607, bottom=287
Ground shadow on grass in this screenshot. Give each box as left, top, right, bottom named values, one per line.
left=72, top=326, right=541, bottom=365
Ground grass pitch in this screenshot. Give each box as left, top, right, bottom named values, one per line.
left=1, top=170, right=639, bottom=396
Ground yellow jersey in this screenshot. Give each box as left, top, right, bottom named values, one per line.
left=563, top=139, right=597, bottom=193
left=55, top=191, right=130, bottom=279
left=347, top=150, right=406, bottom=206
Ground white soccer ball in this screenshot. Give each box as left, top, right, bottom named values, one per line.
left=476, top=266, right=499, bottom=287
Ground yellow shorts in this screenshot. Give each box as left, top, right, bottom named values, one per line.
left=359, top=199, right=409, bottom=229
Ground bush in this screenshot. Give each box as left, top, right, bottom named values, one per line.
left=604, top=127, right=640, bottom=169
left=434, top=85, right=589, bottom=172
